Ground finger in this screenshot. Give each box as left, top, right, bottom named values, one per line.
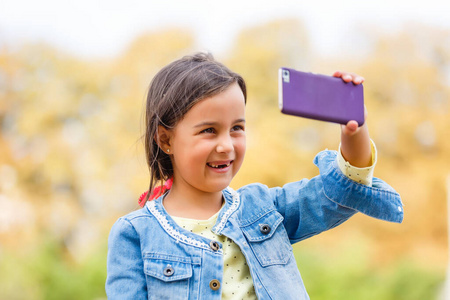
left=341, top=120, right=359, bottom=136
left=332, top=71, right=342, bottom=78
left=352, top=76, right=365, bottom=85
left=343, top=74, right=353, bottom=82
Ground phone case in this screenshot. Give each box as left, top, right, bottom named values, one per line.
left=278, top=67, right=365, bottom=125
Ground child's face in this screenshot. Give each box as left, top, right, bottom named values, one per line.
left=169, top=82, right=246, bottom=195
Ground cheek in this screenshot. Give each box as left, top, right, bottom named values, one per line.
left=185, top=140, right=215, bottom=164
left=235, top=137, right=246, bottom=158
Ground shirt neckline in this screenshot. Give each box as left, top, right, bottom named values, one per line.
left=168, top=203, right=224, bottom=224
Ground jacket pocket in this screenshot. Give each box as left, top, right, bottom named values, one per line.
left=143, top=253, right=195, bottom=300
left=241, top=210, right=292, bottom=267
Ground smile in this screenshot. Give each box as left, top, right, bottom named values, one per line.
left=207, top=161, right=233, bottom=169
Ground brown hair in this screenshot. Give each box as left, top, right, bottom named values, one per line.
left=143, top=52, right=246, bottom=203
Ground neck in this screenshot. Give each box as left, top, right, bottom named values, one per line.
left=163, top=182, right=224, bottom=220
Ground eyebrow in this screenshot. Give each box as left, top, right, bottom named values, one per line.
left=193, top=119, right=246, bottom=128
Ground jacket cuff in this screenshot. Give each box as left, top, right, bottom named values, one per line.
left=314, top=150, right=404, bottom=223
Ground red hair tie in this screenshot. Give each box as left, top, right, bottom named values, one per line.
left=138, top=178, right=173, bottom=207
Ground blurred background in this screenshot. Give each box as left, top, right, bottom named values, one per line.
left=0, top=0, right=449, bottom=299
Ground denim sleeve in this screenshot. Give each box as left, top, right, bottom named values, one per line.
left=106, top=218, right=147, bottom=300
left=271, top=150, right=404, bottom=244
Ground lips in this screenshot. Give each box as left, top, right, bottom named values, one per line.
left=207, top=160, right=233, bottom=169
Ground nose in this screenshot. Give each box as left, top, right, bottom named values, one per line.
left=216, top=134, right=233, bottom=153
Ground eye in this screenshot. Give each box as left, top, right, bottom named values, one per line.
left=200, top=127, right=215, bottom=134
left=231, top=125, right=245, bottom=132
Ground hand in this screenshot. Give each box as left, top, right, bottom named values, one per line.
left=333, top=71, right=372, bottom=168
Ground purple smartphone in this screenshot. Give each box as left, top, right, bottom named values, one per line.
left=278, top=67, right=365, bottom=126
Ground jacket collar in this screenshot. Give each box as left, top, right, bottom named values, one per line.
left=145, top=187, right=240, bottom=250
left=212, top=187, right=240, bottom=234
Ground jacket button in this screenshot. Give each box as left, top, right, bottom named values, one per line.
left=209, top=279, right=221, bottom=290
left=260, top=224, right=271, bottom=234
left=163, top=265, right=174, bottom=277
left=210, top=240, right=220, bottom=251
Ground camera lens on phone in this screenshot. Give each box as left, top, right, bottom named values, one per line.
left=282, top=70, right=290, bottom=83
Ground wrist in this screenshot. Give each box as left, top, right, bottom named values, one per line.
left=340, top=124, right=372, bottom=167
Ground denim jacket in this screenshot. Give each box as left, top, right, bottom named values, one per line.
left=106, top=150, right=403, bottom=299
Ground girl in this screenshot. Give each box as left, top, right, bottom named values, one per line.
left=106, top=53, right=403, bottom=300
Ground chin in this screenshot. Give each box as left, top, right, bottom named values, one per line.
left=204, top=180, right=233, bottom=193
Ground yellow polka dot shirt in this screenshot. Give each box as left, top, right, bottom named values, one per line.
left=171, top=212, right=257, bottom=299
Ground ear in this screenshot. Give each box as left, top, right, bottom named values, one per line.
left=155, top=125, right=172, bottom=154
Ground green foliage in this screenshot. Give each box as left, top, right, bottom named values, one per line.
left=0, top=237, right=107, bottom=300
left=294, top=245, right=444, bottom=300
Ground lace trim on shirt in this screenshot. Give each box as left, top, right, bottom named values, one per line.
left=213, top=187, right=240, bottom=234
left=146, top=200, right=211, bottom=250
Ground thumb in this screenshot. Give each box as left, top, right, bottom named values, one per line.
left=341, top=120, right=359, bottom=136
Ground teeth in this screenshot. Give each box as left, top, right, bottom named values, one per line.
left=209, top=162, right=231, bottom=168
